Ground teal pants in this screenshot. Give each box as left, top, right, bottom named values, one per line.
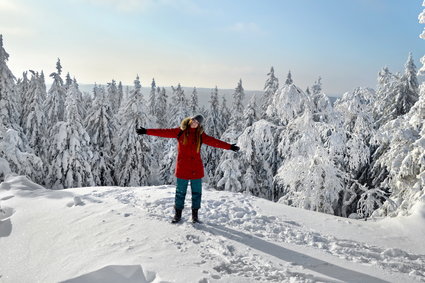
left=175, top=178, right=202, bottom=210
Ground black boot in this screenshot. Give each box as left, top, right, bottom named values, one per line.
left=191, top=209, right=200, bottom=223
left=171, top=208, right=183, bottom=224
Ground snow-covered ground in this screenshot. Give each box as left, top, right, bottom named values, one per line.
left=0, top=175, right=424, bottom=283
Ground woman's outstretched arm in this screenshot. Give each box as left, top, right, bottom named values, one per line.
left=137, top=127, right=181, bottom=138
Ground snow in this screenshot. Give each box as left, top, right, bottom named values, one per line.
left=1, top=175, right=424, bottom=282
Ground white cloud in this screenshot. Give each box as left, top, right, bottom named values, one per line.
left=419, top=9, right=425, bottom=24
left=227, top=22, right=262, bottom=34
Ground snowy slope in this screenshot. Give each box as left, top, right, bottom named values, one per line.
left=0, top=175, right=424, bottom=283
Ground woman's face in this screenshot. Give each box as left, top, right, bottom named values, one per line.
left=190, top=119, right=199, bottom=128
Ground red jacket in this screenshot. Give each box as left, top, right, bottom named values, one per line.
left=146, top=127, right=231, bottom=180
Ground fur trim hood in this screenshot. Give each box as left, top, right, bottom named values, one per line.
left=180, top=117, right=204, bottom=133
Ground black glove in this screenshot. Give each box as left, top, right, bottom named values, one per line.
left=230, top=144, right=240, bottom=152
left=136, top=127, right=147, bottom=135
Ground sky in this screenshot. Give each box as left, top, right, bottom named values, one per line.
left=0, top=0, right=423, bottom=95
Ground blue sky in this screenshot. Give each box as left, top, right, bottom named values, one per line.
left=0, top=0, right=423, bottom=95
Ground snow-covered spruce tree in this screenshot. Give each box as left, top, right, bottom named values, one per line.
left=107, top=80, right=120, bottom=114
left=203, top=87, right=227, bottom=180
left=220, top=96, right=231, bottom=131
left=0, top=35, right=43, bottom=183
left=236, top=119, right=282, bottom=199
left=45, top=58, right=66, bottom=129
left=306, top=77, right=335, bottom=123
left=85, top=83, right=116, bottom=186
left=155, top=84, right=190, bottom=184
left=213, top=81, right=249, bottom=193
left=149, top=78, right=156, bottom=117
left=275, top=109, right=345, bottom=215
left=190, top=87, right=199, bottom=114
left=16, top=72, right=29, bottom=125
left=261, top=67, right=279, bottom=118
left=0, top=35, right=20, bottom=129
left=114, top=76, right=154, bottom=186
left=168, top=83, right=190, bottom=126
left=266, top=81, right=310, bottom=126
left=374, top=54, right=419, bottom=128
left=21, top=72, right=48, bottom=159
left=368, top=7, right=425, bottom=217
left=220, top=79, right=246, bottom=142
left=285, top=70, right=293, bottom=85
left=371, top=86, right=424, bottom=217
left=155, top=87, right=168, bottom=128
left=45, top=80, right=94, bottom=189
left=334, top=88, right=381, bottom=217
left=243, top=95, right=259, bottom=129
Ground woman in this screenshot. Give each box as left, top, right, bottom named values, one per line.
left=136, top=114, right=239, bottom=223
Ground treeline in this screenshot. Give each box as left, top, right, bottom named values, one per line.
left=0, top=34, right=423, bottom=218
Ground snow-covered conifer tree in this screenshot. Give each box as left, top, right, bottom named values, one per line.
left=334, top=88, right=378, bottom=217
left=266, top=82, right=310, bottom=126
left=45, top=58, right=66, bottom=129
left=155, top=87, right=168, bottom=127
left=107, top=80, right=120, bottom=114
left=220, top=80, right=246, bottom=143
left=243, top=95, right=258, bottom=128
left=262, top=67, right=279, bottom=118
left=22, top=72, right=48, bottom=158
left=46, top=80, right=94, bottom=189
left=203, top=87, right=227, bottom=180
left=85, top=83, right=116, bottom=186
left=190, top=87, right=199, bottom=114
left=168, top=83, right=189, bottom=126
left=0, top=35, right=20, bottom=128
left=275, top=109, right=345, bottom=214
left=311, top=77, right=322, bottom=96
left=149, top=78, right=157, bottom=117
left=65, top=73, right=73, bottom=90
left=235, top=120, right=282, bottom=199
left=114, top=75, right=153, bottom=186
left=285, top=70, right=293, bottom=85
left=0, top=35, right=43, bottom=183
left=220, top=96, right=231, bottom=131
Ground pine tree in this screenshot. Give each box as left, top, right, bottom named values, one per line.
left=168, top=84, right=189, bottom=126
left=204, top=87, right=226, bottom=180
left=231, top=79, right=245, bottom=124
left=65, top=73, right=73, bottom=90
left=85, top=83, right=116, bottom=186
left=190, top=87, right=199, bottom=114
left=396, top=53, right=419, bottom=116
left=114, top=75, right=153, bottom=186
left=107, top=80, right=120, bottom=114
left=275, top=109, right=345, bottom=215
left=45, top=58, right=66, bottom=129
left=220, top=96, right=231, bottom=131
left=285, top=70, right=293, bottom=85
left=262, top=67, right=279, bottom=118
left=0, top=36, right=43, bottom=182
left=243, top=95, right=258, bottom=128
left=311, top=77, right=322, bottom=95
left=0, top=35, right=19, bottom=128
left=149, top=78, right=157, bottom=117
left=46, top=81, right=94, bottom=189
left=156, top=87, right=168, bottom=127
left=22, top=72, right=48, bottom=158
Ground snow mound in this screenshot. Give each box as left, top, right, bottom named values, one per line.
left=0, top=175, right=45, bottom=192
left=60, top=265, right=163, bottom=283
